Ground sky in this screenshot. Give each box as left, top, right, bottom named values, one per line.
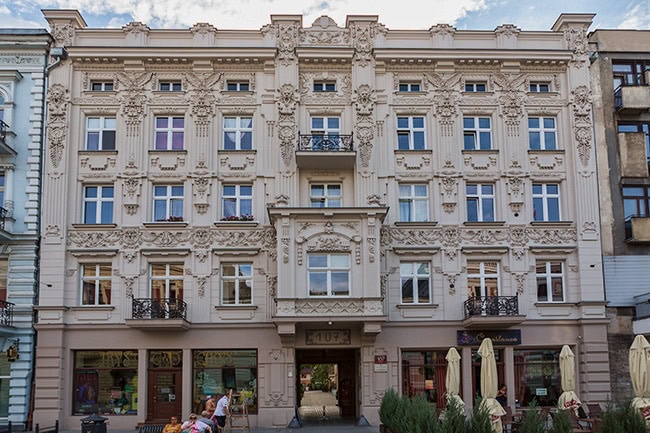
left=1, top=0, right=650, bottom=32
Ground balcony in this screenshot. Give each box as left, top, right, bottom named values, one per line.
left=462, top=296, right=525, bottom=329
left=615, top=85, right=650, bottom=114
left=0, top=120, right=15, bottom=156
left=625, top=215, right=650, bottom=243
left=295, top=134, right=356, bottom=169
left=125, top=298, right=190, bottom=330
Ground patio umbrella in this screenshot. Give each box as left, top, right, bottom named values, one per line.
left=557, top=345, right=581, bottom=412
left=445, top=347, right=465, bottom=408
left=629, top=335, right=650, bottom=414
left=478, top=338, right=506, bottom=433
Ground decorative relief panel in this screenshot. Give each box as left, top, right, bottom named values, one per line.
left=300, top=16, right=350, bottom=45
left=46, top=84, right=70, bottom=168
left=426, top=73, right=460, bottom=136
left=116, top=72, right=153, bottom=137
left=349, top=21, right=386, bottom=67
left=299, top=72, right=352, bottom=104
left=276, top=83, right=300, bottom=166
left=80, top=153, right=117, bottom=172
left=149, top=152, right=186, bottom=171
left=463, top=152, right=498, bottom=170
left=570, top=85, right=593, bottom=166
left=528, top=152, right=565, bottom=171
left=352, top=84, right=377, bottom=167
left=262, top=22, right=299, bottom=66
left=186, top=72, right=222, bottom=137
left=492, top=73, right=527, bottom=136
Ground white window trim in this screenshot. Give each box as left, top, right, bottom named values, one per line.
left=398, top=82, right=422, bottom=92
left=222, top=184, right=253, bottom=218
left=154, top=116, right=185, bottom=150
left=396, top=116, right=426, bottom=150
left=159, top=81, right=182, bottom=92
left=80, top=264, right=112, bottom=306
left=83, top=185, right=114, bottom=224
left=221, top=263, right=253, bottom=305
left=536, top=261, right=565, bottom=303
left=533, top=183, right=561, bottom=222
left=398, top=183, right=429, bottom=222
left=467, top=261, right=500, bottom=298
left=465, top=82, right=487, bottom=92
left=313, top=80, right=336, bottom=92
left=226, top=81, right=250, bottom=91
left=153, top=185, right=184, bottom=221
left=223, top=116, right=253, bottom=150
left=529, top=82, right=551, bottom=93
left=466, top=183, right=495, bottom=222
left=149, top=263, right=184, bottom=299
left=310, top=183, right=342, bottom=208
left=463, top=116, right=492, bottom=150
left=528, top=116, right=557, bottom=150
left=307, top=253, right=351, bottom=297
left=90, top=81, right=114, bottom=91
left=85, top=116, right=116, bottom=151
left=400, top=262, right=432, bottom=304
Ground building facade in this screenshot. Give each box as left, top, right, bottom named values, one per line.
left=34, top=10, right=610, bottom=429
left=589, top=30, right=650, bottom=402
left=0, top=29, right=52, bottom=427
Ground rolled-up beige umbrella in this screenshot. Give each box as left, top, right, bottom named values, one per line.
left=557, top=345, right=581, bottom=412
left=478, top=338, right=506, bottom=433
left=445, top=347, right=465, bottom=408
left=630, top=335, right=650, bottom=414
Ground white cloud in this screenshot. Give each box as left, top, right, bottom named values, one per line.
left=619, top=3, right=650, bottom=29
left=0, top=9, right=45, bottom=28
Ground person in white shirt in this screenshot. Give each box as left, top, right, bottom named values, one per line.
left=214, top=393, right=230, bottom=432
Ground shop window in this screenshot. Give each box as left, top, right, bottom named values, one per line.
left=514, top=349, right=561, bottom=407
left=192, top=350, right=258, bottom=414
left=72, top=350, right=138, bottom=415
left=401, top=350, right=451, bottom=408
left=471, top=348, right=504, bottom=404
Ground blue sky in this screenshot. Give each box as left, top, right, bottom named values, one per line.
left=2, top=0, right=650, bottom=31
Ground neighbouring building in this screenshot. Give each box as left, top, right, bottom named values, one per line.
left=0, top=29, right=52, bottom=427
left=589, top=29, right=650, bottom=402
left=34, top=10, right=610, bottom=429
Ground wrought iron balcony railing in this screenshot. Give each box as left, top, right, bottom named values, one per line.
left=297, top=134, right=353, bottom=152
left=463, top=296, right=519, bottom=318
left=131, top=298, right=187, bottom=320
left=614, top=86, right=623, bottom=110
left=0, top=300, right=15, bottom=327
left=0, top=207, right=8, bottom=231
left=0, top=120, right=7, bottom=144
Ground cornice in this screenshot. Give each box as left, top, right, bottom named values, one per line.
left=68, top=47, right=277, bottom=63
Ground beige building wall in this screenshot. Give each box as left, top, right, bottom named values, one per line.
left=34, top=10, right=609, bottom=429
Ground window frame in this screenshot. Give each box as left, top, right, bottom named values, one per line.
left=396, top=116, right=426, bottom=150
left=149, top=263, right=184, bottom=300
left=536, top=261, right=565, bottom=303
left=618, top=121, right=650, bottom=162
left=223, top=116, right=253, bottom=150
left=222, top=184, right=253, bottom=219
left=466, top=183, right=495, bottom=222
left=313, top=81, right=336, bottom=92
left=310, top=183, right=342, bottom=208
left=80, top=264, right=112, bottom=306
left=464, top=82, right=487, bottom=92
left=398, top=82, right=422, bottom=92
left=159, top=81, right=182, bottom=92
left=85, top=116, right=117, bottom=151
left=623, top=185, right=650, bottom=218
left=398, top=183, right=429, bottom=222
left=307, top=253, right=351, bottom=297
left=82, top=185, right=114, bottom=224
left=528, top=116, right=557, bottom=150
left=400, top=262, right=432, bottom=304
left=90, top=81, right=114, bottom=92
left=153, top=185, right=184, bottom=222
left=221, top=263, right=253, bottom=305
left=226, top=81, right=250, bottom=92
left=529, top=82, right=550, bottom=93
left=467, top=261, right=500, bottom=298
left=532, top=183, right=561, bottom=222
left=154, top=116, right=185, bottom=150
left=463, top=116, right=492, bottom=150
left=612, top=60, right=650, bottom=87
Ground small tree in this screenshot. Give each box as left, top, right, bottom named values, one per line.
left=439, top=398, right=465, bottom=433
left=379, top=388, right=400, bottom=431
left=517, top=401, right=546, bottom=433
left=467, top=396, right=493, bottom=433
left=598, top=401, right=625, bottom=433
left=622, top=401, right=646, bottom=433
left=548, top=409, right=572, bottom=433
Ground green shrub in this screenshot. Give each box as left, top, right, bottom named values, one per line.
left=408, top=395, right=437, bottom=433
left=439, top=398, right=465, bottom=433
left=467, top=396, right=493, bottom=433
left=622, top=401, right=646, bottom=433
left=379, top=388, right=400, bottom=431
left=518, top=401, right=546, bottom=433
left=548, top=409, right=572, bottom=433
left=378, top=389, right=437, bottom=433
left=598, top=401, right=625, bottom=433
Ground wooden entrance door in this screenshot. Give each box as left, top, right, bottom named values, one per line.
left=148, top=370, right=182, bottom=422
left=337, top=360, right=356, bottom=417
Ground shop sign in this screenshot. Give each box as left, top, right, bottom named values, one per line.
left=456, top=330, right=522, bottom=346
left=374, top=354, right=388, bottom=372
left=306, top=329, right=351, bottom=345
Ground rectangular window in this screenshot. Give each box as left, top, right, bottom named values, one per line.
left=623, top=186, right=650, bottom=218
left=81, top=264, right=112, bottom=305
left=221, top=263, right=252, bottom=305
left=222, top=185, right=253, bottom=220
left=398, top=82, right=421, bottom=92
left=398, top=184, right=429, bottom=222
left=226, top=81, right=250, bottom=91
left=159, top=81, right=182, bottom=91
left=310, top=117, right=341, bottom=150
left=308, top=253, right=350, bottom=296
left=467, top=261, right=499, bottom=298
left=83, top=186, right=114, bottom=224
left=397, top=116, right=426, bottom=150
left=0, top=173, right=5, bottom=209
left=465, top=82, right=487, bottom=92
left=150, top=264, right=184, bottom=300
left=0, top=259, right=7, bottom=302
left=618, top=122, right=650, bottom=162
left=529, top=82, right=550, bottom=93
left=536, top=261, right=564, bottom=302
left=90, top=81, right=114, bottom=91
left=532, top=183, right=560, bottom=222
left=613, top=60, right=650, bottom=87
left=153, top=185, right=184, bottom=222
left=528, top=117, right=557, bottom=150
left=310, top=184, right=342, bottom=207
left=514, top=349, right=561, bottom=408
left=313, top=81, right=336, bottom=92
left=73, top=350, right=138, bottom=415
left=223, top=116, right=253, bottom=150
left=400, top=262, right=431, bottom=304
left=86, top=117, right=116, bottom=151
left=466, top=183, right=495, bottom=222
left=463, top=117, right=492, bottom=150
left=154, top=116, right=184, bottom=150
left=401, top=351, right=450, bottom=407
left=192, top=350, right=258, bottom=414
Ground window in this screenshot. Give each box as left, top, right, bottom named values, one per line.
left=310, top=184, right=341, bottom=207
left=308, top=253, right=350, bottom=296
left=221, top=263, right=252, bottom=305
left=401, top=351, right=450, bottom=407
left=0, top=173, right=5, bottom=209
left=154, top=116, right=184, bottom=150
left=310, top=117, right=340, bottom=149
left=85, top=117, right=116, bottom=151
left=159, top=81, right=182, bottom=91
left=400, top=262, right=431, bottom=304
left=467, top=261, right=499, bottom=298
left=90, top=81, right=113, bottom=91
left=150, top=264, right=184, bottom=300
left=0, top=259, right=6, bottom=302
left=529, top=82, right=550, bottom=93
left=83, top=186, right=114, bottom=224
left=313, top=81, right=336, bottom=92
left=463, top=117, right=492, bottom=150
left=226, top=81, right=250, bottom=91
left=612, top=60, right=650, bottom=87
left=81, top=264, right=112, bottom=305
left=222, top=185, right=253, bottom=220
left=192, top=350, right=258, bottom=414
left=398, top=184, right=429, bottom=222
left=397, top=116, right=426, bottom=150
left=532, top=183, right=560, bottom=222
left=618, top=122, right=650, bottom=161
left=623, top=186, right=650, bottom=218
left=153, top=185, right=184, bottom=222
left=465, top=82, right=487, bottom=92
left=536, top=261, right=564, bottom=302
left=73, top=350, right=138, bottom=415
left=223, top=116, right=253, bottom=150
left=528, top=117, right=557, bottom=150
left=398, top=82, right=421, bottom=92
left=514, top=349, right=561, bottom=408
left=466, top=184, right=495, bottom=222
